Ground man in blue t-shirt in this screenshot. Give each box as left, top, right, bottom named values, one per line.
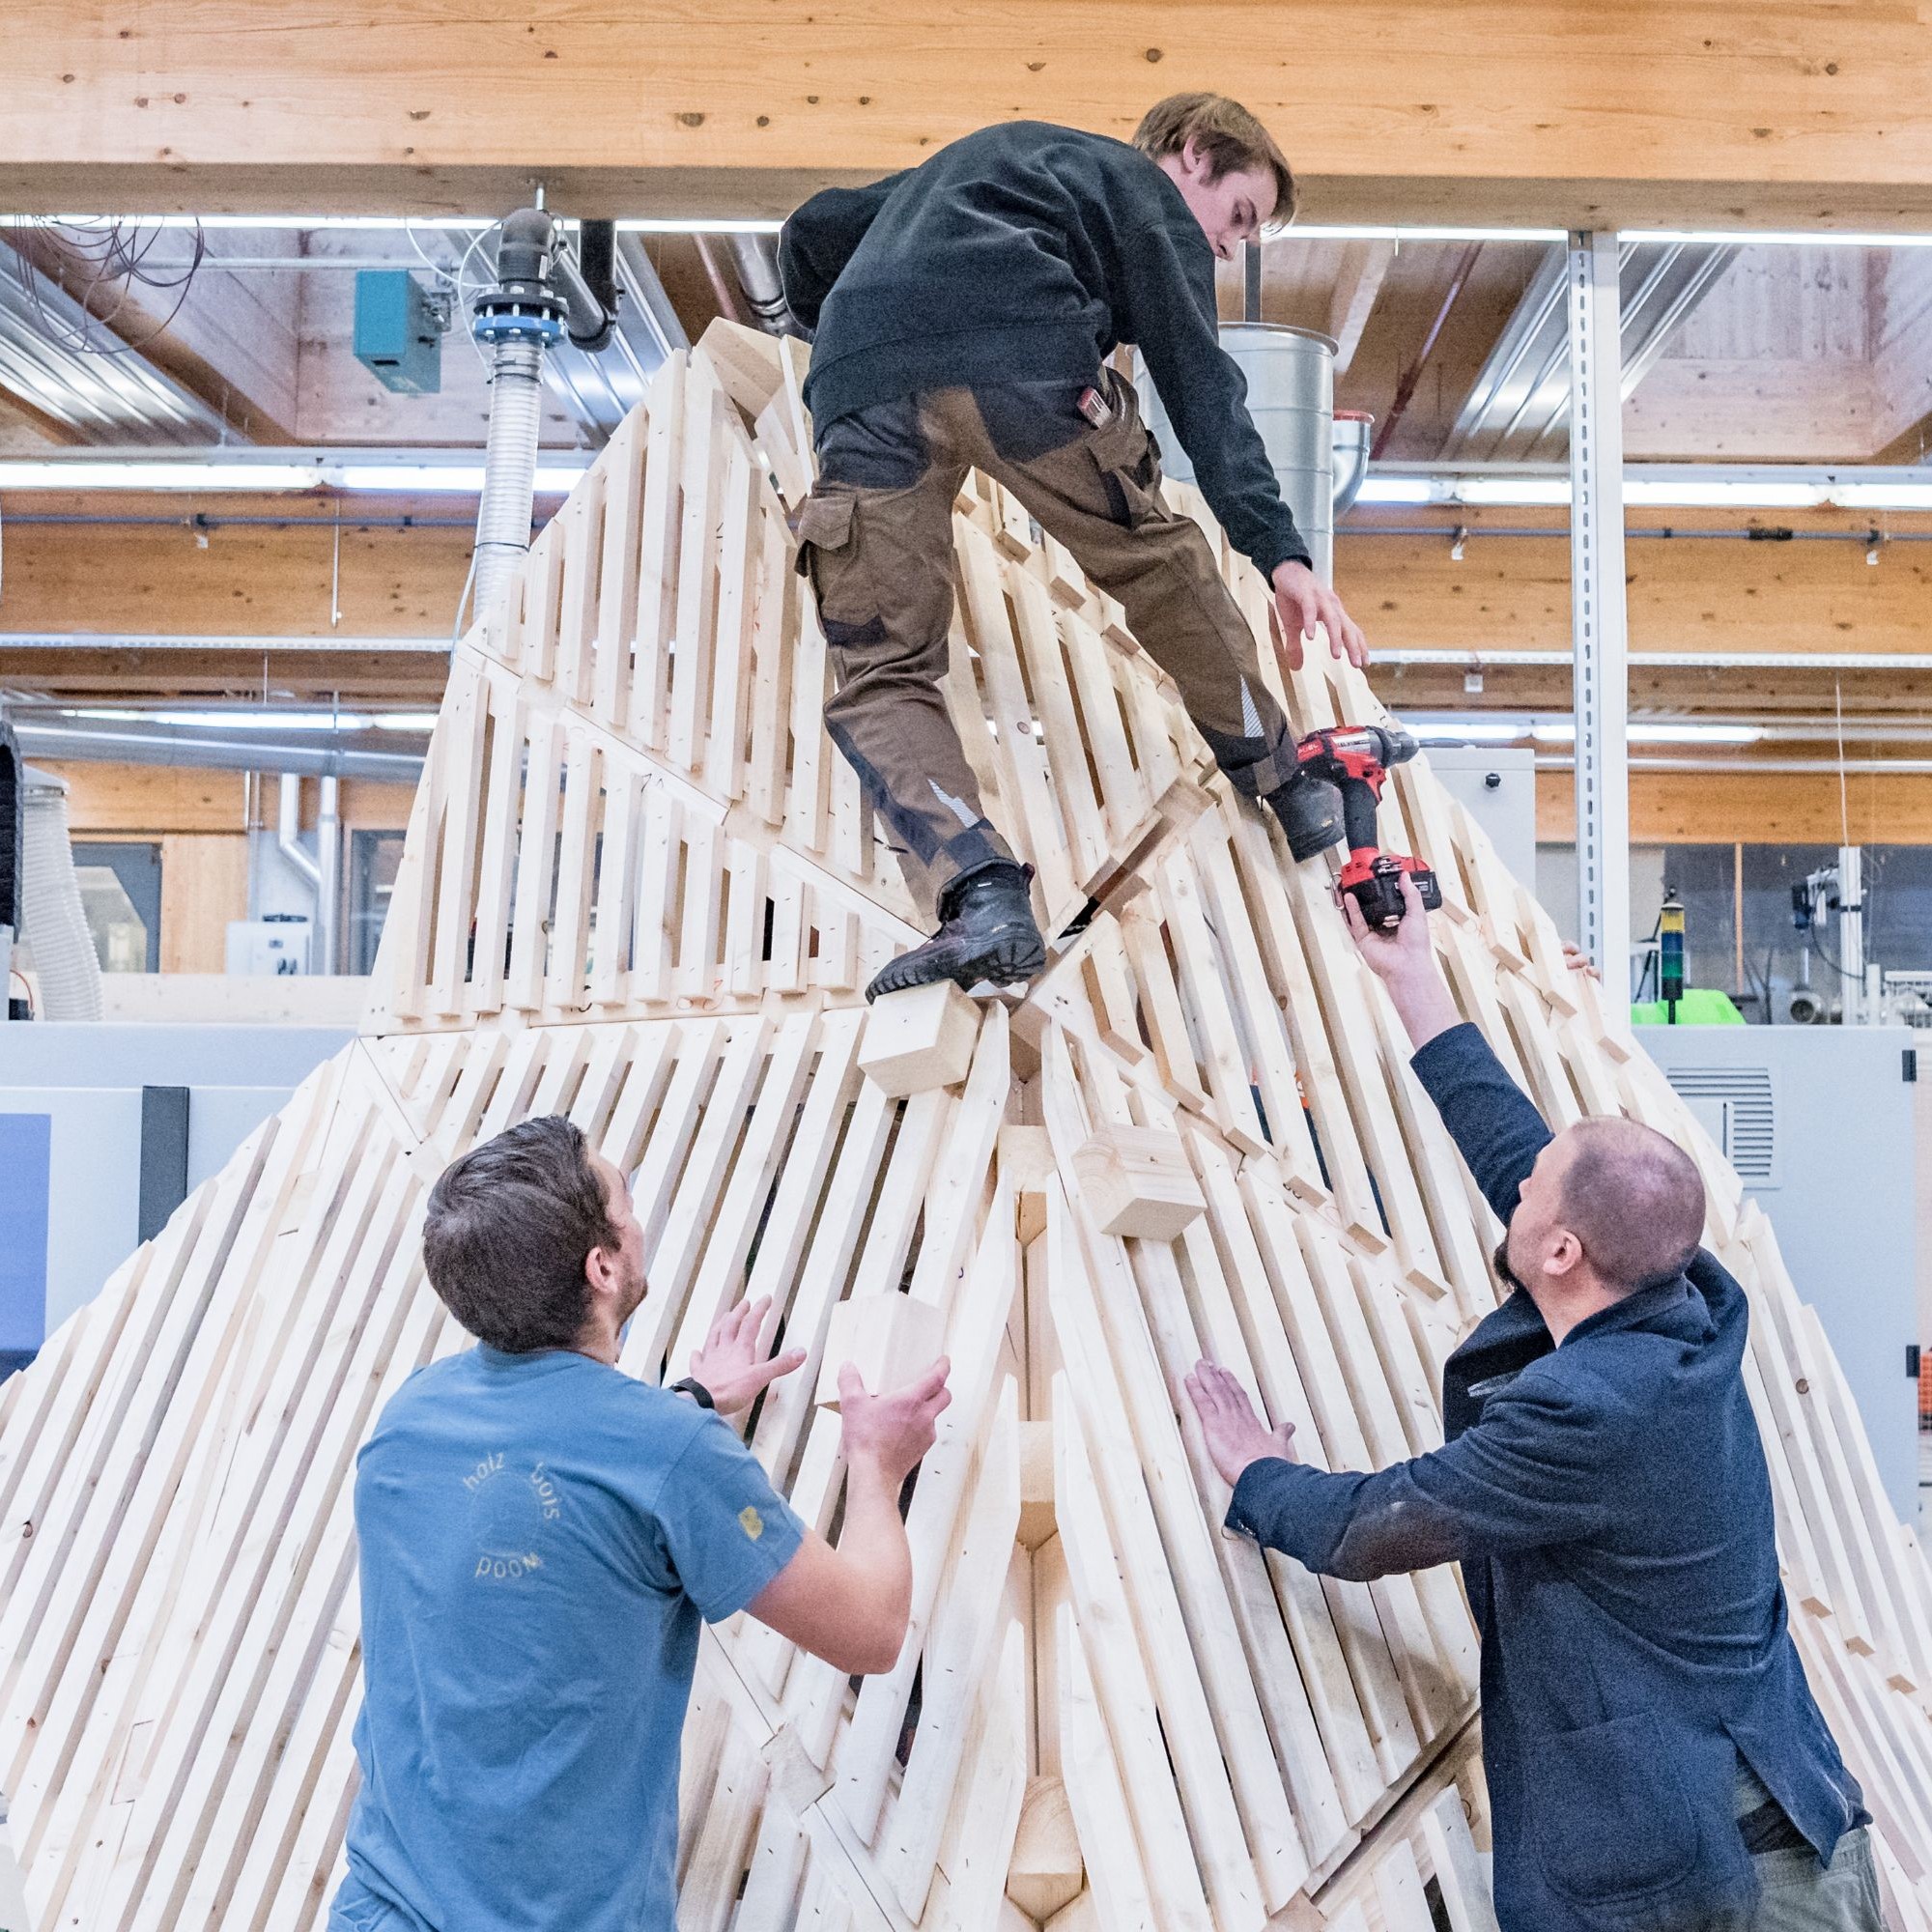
left=327, top=1116, right=951, bottom=1932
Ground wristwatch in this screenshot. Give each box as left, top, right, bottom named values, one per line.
left=670, top=1377, right=715, bottom=1410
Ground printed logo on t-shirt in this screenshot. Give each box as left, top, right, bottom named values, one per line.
left=738, top=1505, right=764, bottom=1541
left=465, top=1451, right=561, bottom=1581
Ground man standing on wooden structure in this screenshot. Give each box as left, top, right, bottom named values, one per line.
left=327, top=1118, right=951, bottom=1932
left=1186, top=880, right=1880, bottom=1931
left=781, top=93, right=1368, bottom=1001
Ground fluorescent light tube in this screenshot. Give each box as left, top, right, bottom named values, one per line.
left=0, top=459, right=589, bottom=496
left=71, top=706, right=372, bottom=730
left=1833, top=483, right=1932, bottom=511
left=1354, top=478, right=1437, bottom=505
left=1624, top=479, right=1826, bottom=508
left=1629, top=229, right=1932, bottom=249
left=1407, top=720, right=1529, bottom=741
left=1631, top=723, right=1764, bottom=744
left=1453, top=479, right=1572, bottom=506
left=1533, top=722, right=1764, bottom=746
left=0, top=461, right=325, bottom=492
left=1292, top=225, right=1566, bottom=242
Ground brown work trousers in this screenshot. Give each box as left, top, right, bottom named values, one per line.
left=793, top=370, right=1294, bottom=915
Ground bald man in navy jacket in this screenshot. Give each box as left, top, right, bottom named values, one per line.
left=1187, top=879, right=1879, bottom=1931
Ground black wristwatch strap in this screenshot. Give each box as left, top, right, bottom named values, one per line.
left=670, top=1377, right=716, bottom=1410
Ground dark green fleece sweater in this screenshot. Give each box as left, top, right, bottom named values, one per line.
left=778, top=121, right=1310, bottom=578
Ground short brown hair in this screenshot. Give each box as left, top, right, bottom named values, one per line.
left=424, top=1116, right=619, bottom=1352
left=1558, top=1117, right=1706, bottom=1292
left=1132, top=94, right=1297, bottom=228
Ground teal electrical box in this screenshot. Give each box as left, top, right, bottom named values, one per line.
left=354, top=270, right=442, bottom=395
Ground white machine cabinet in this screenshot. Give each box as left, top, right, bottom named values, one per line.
left=1637, top=1022, right=1920, bottom=1519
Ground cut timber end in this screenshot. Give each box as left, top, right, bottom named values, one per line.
left=858, top=979, right=981, bottom=1095
left=1007, top=1775, right=1085, bottom=1921
left=814, top=1293, right=949, bottom=1410
left=1072, top=1123, right=1206, bottom=1240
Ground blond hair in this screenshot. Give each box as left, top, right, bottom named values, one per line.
left=1131, top=94, right=1297, bottom=227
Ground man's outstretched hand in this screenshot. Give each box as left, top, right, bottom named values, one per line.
left=1271, top=560, right=1368, bottom=673
left=687, top=1295, right=807, bottom=1415
left=1184, top=1359, right=1298, bottom=1489
left=1341, top=868, right=1436, bottom=982
left=1342, top=870, right=1463, bottom=1050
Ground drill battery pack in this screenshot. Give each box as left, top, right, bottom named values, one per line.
left=1340, top=852, right=1441, bottom=930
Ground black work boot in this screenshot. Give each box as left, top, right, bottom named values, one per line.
left=1265, top=769, right=1347, bottom=862
left=866, top=862, right=1047, bottom=1003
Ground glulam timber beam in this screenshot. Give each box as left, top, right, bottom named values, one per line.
left=6, top=3, right=1932, bottom=227
left=1339, top=506, right=1932, bottom=671
left=0, top=490, right=469, bottom=698
left=1538, top=767, right=1932, bottom=844
left=4, top=493, right=1932, bottom=714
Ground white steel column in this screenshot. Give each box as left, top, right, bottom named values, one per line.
left=1567, top=231, right=1631, bottom=981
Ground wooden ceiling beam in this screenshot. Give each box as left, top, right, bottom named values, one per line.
left=1325, top=241, right=1396, bottom=378
left=8, top=3, right=1932, bottom=226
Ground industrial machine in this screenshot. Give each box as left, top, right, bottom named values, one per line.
left=1790, top=850, right=1877, bottom=1026
left=0, top=1022, right=354, bottom=1376
left=1638, top=1021, right=1921, bottom=1517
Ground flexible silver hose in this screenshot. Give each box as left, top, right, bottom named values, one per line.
left=21, top=774, right=102, bottom=1020
left=470, top=335, right=548, bottom=620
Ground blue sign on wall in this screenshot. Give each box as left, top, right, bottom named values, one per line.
left=0, top=1112, right=51, bottom=1374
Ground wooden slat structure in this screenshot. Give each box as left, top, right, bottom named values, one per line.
left=5, top=319, right=1932, bottom=1931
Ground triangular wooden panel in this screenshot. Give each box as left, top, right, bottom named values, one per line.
left=6, top=321, right=1932, bottom=1932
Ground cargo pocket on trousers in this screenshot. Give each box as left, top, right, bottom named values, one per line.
left=794, top=490, right=888, bottom=648
left=1525, top=1714, right=1700, bottom=1903
left=1087, top=385, right=1164, bottom=528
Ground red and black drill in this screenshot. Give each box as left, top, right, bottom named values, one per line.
left=1268, top=724, right=1442, bottom=929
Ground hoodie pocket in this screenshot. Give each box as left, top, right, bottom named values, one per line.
left=1525, top=1713, right=1699, bottom=1901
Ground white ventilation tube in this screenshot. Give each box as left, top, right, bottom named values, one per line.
left=21, top=771, right=103, bottom=1021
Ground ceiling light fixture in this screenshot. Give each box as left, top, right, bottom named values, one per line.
left=1352, top=472, right=1932, bottom=513
left=23, top=213, right=787, bottom=237
left=67, top=705, right=436, bottom=731
left=1628, top=229, right=1932, bottom=249
left=0, top=458, right=588, bottom=495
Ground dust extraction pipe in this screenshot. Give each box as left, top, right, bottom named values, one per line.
left=20, top=769, right=102, bottom=1021
left=11, top=717, right=420, bottom=782
left=278, top=773, right=342, bottom=977
left=469, top=210, right=621, bottom=623
left=727, top=235, right=797, bottom=336
left=1139, top=325, right=1365, bottom=584
left=469, top=211, right=565, bottom=624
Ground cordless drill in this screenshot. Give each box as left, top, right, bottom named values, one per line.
left=1270, top=724, right=1442, bottom=929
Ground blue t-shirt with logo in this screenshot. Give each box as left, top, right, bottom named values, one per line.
left=327, top=1344, right=805, bottom=1932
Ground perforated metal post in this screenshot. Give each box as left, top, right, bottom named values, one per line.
left=1567, top=232, right=1631, bottom=983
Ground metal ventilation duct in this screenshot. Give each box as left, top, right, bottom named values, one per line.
left=9, top=716, right=423, bottom=782
left=1138, top=324, right=1343, bottom=582
left=1441, top=240, right=1738, bottom=464
left=0, top=239, right=232, bottom=444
